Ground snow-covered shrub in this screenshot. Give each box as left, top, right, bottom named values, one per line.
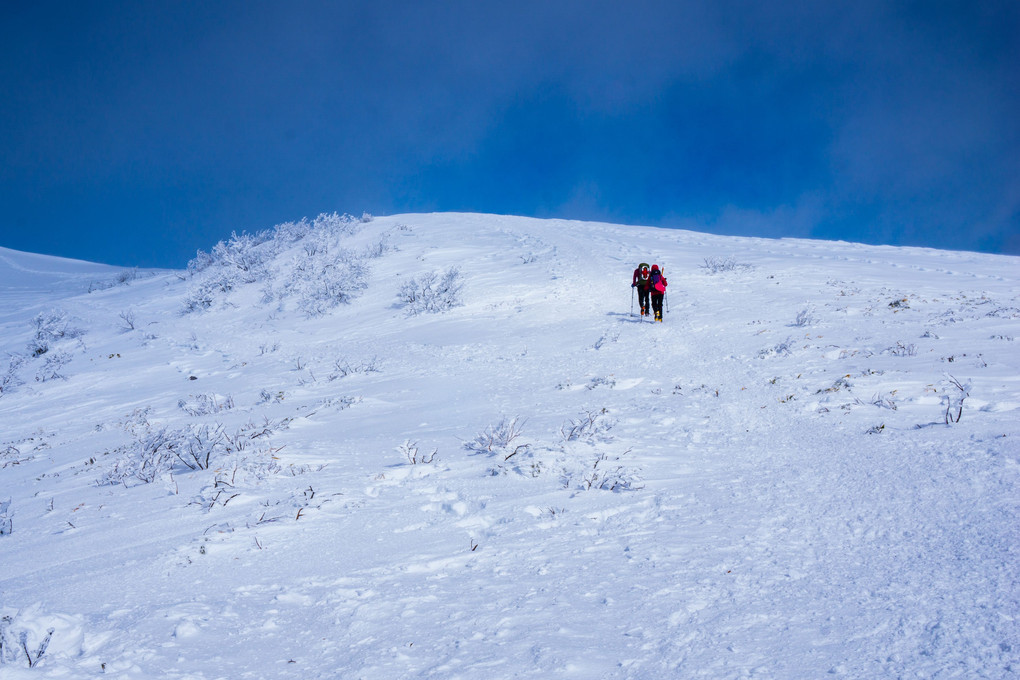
left=586, top=376, right=616, bottom=390
left=101, top=424, right=219, bottom=484
left=272, top=220, right=369, bottom=316
left=757, top=338, right=793, bottom=359
left=257, top=389, right=286, bottom=404
left=269, top=219, right=312, bottom=245
left=794, top=308, right=816, bottom=327
left=888, top=297, right=910, bottom=310
left=186, top=248, right=216, bottom=276
left=398, top=440, right=438, bottom=465
left=35, top=350, right=72, bottom=382
left=102, top=418, right=290, bottom=485
left=0, top=497, right=11, bottom=536
left=173, top=423, right=229, bottom=471
left=488, top=445, right=546, bottom=478
left=701, top=256, right=751, bottom=274
left=182, top=274, right=237, bottom=313
left=816, top=376, right=852, bottom=394
left=293, top=250, right=368, bottom=316
left=0, top=605, right=84, bottom=668
left=86, top=268, right=139, bottom=293
left=108, top=427, right=175, bottom=484
left=188, top=227, right=275, bottom=279
left=27, top=311, right=84, bottom=357
left=233, top=416, right=292, bottom=443
left=871, top=392, right=898, bottom=410
left=329, top=357, right=379, bottom=380
left=316, top=395, right=359, bottom=412
left=884, top=342, right=917, bottom=357
left=118, top=310, right=136, bottom=331
left=398, top=268, right=464, bottom=316
left=577, top=449, right=638, bottom=491
left=312, top=211, right=362, bottom=238
left=942, top=375, right=970, bottom=424
left=184, top=228, right=276, bottom=310
left=292, top=213, right=361, bottom=254
left=178, top=393, right=234, bottom=416
left=0, top=445, right=28, bottom=469
left=361, top=237, right=393, bottom=260
left=0, top=354, right=26, bottom=398
left=465, top=416, right=528, bottom=459
left=560, top=408, right=614, bottom=443
left=209, top=231, right=274, bottom=284
left=184, top=212, right=369, bottom=314
left=0, top=614, right=51, bottom=668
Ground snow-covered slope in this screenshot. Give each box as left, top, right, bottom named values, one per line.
left=1, top=213, right=1017, bottom=679
left=0, top=246, right=130, bottom=327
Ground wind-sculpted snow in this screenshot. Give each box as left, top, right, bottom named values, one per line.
left=0, top=214, right=1018, bottom=678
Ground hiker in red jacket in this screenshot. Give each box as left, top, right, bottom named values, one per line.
left=649, top=264, right=667, bottom=321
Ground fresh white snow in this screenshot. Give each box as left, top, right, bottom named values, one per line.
left=1, top=213, right=1018, bottom=679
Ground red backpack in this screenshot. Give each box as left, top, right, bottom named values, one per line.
left=650, top=266, right=667, bottom=293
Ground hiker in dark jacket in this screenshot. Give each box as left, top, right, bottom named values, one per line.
left=632, top=263, right=651, bottom=316
left=649, top=264, right=667, bottom=321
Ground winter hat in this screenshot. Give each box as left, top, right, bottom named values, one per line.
left=651, top=264, right=660, bottom=272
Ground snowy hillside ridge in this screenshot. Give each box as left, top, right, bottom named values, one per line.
left=0, top=246, right=128, bottom=287
left=1, top=213, right=1018, bottom=678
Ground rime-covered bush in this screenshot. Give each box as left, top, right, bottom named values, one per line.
left=178, top=393, right=234, bottom=416
left=265, top=213, right=370, bottom=316
left=0, top=497, right=11, bottom=536
left=465, top=416, right=528, bottom=458
left=701, top=256, right=752, bottom=274
left=35, top=350, right=72, bottom=382
left=186, top=248, right=216, bottom=276
left=182, top=230, right=272, bottom=312
left=794, top=308, right=816, bottom=327
left=884, top=342, right=917, bottom=357
left=941, top=375, right=970, bottom=424
left=576, top=450, right=639, bottom=491
left=183, top=212, right=372, bottom=314
left=398, top=440, right=437, bottom=465
left=214, top=231, right=274, bottom=281
left=101, top=424, right=227, bottom=484
left=757, top=338, right=794, bottom=359
left=292, top=213, right=362, bottom=258
left=100, top=418, right=291, bottom=486
left=0, top=354, right=26, bottom=399
left=182, top=274, right=237, bottom=313
left=27, top=311, right=84, bottom=357
left=0, top=605, right=83, bottom=668
left=188, top=229, right=274, bottom=282
left=275, top=246, right=368, bottom=316
left=560, top=409, right=615, bottom=443
left=329, top=357, right=380, bottom=380
left=87, top=267, right=140, bottom=293
left=268, top=219, right=312, bottom=245
left=399, top=267, right=464, bottom=315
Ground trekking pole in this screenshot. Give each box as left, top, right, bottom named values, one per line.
left=664, top=266, right=669, bottom=314
left=631, top=286, right=635, bottom=316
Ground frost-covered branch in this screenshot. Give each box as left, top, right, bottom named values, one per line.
left=942, top=375, right=970, bottom=424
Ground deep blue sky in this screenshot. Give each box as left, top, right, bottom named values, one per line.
left=2, top=1, right=1018, bottom=268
